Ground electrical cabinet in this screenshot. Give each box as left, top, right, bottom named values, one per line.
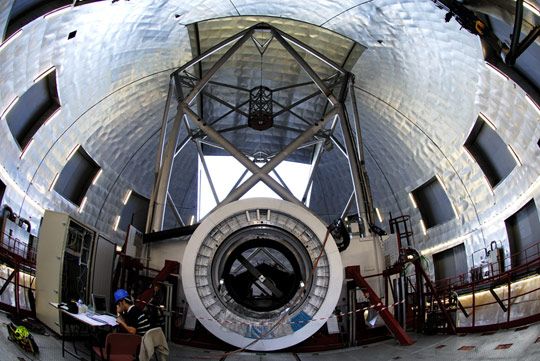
left=35, top=211, right=97, bottom=334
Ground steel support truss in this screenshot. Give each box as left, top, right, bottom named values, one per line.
left=146, top=23, right=375, bottom=232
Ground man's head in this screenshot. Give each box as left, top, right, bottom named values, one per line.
left=114, top=289, right=132, bottom=312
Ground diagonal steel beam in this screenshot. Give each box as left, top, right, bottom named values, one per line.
left=272, top=169, right=292, bottom=194
left=203, top=91, right=250, bottom=118
left=173, top=135, right=193, bottom=158
left=183, top=105, right=300, bottom=205
left=272, top=29, right=339, bottom=106
left=216, top=124, right=249, bottom=134
left=183, top=29, right=255, bottom=106
left=199, top=137, right=224, bottom=150
left=148, top=28, right=255, bottom=231
left=208, top=80, right=251, bottom=92
left=219, top=108, right=340, bottom=206
left=272, top=100, right=312, bottom=126
left=167, top=192, right=185, bottom=226
left=272, top=90, right=323, bottom=118
left=210, top=99, right=250, bottom=126
left=302, top=140, right=324, bottom=204
left=229, top=168, right=249, bottom=194
left=172, top=26, right=254, bottom=78
left=274, top=28, right=345, bottom=75
left=196, top=139, right=220, bottom=204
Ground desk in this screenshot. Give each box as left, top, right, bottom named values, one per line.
left=50, top=303, right=117, bottom=360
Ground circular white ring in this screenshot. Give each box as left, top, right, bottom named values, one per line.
left=182, top=198, right=343, bottom=351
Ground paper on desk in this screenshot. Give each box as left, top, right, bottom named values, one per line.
left=75, top=314, right=107, bottom=327
left=90, top=314, right=118, bottom=326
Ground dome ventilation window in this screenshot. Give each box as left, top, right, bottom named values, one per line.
left=54, top=146, right=100, bottom=207
left=5, top=68, right=59, bottom=151
left=464, top=116, right=517, bottom=187
left=119, top=191, right=149, bottom=232
left=505, top=199, right=540, bottom=268
left=411, top=177, right=455, bottom=229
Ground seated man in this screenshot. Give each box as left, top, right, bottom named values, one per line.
left=114, top=289, right=151, bottom=336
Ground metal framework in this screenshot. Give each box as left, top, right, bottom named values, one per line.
left=145, top=23, right=375, bottom=233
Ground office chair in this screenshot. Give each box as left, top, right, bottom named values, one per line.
left=93, top=333, right=141, bottom=361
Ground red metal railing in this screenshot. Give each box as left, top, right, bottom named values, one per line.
left=0, top=231, right=37, bottom=314
left=0, top=231, right=37, bottom=266
left=434, top=240, right=540, bottom=292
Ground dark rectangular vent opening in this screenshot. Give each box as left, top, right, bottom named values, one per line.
left=433, top=243, right=467, bottom=282
left=120, top=191, right=149, bottom=232
left=4, top=0, right=72, bottom=40
left=67, top=30, right=77, bottom=39
left=505, top=200, right=540, bottom=268
left=0, top=179, right=5, bottom=205
left=412, top=177, right=455, bottom=229
left=5, top=69, right=60, bottom=149
left=54, top=147, right=100, bottom=206
left=464, top=116, right=516, bottom=187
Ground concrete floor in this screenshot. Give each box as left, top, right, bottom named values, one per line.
left=1, top=311, right=539, bottom=361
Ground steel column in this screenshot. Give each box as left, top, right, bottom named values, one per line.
left=148, top=106, right=185, bottom=231
left=148, top=27, right=254, bottom=231
left=506, top=0, right=524, bottom=66
left=337, top=104, right=369, bottom=225
left=146, top=79, right=175, bottom=231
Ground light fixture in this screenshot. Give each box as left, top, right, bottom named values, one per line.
left=92, top=169, right=103, bottom=185
left=0, top=29, right=22, bottom=53
left=1, top=96, right=19, bottom=118
left=507, top=145, right=522, bottom=166
left=409, top=193, right=418, bottom=208
left=113, top=215, right=121, bottom=231
left=419, top=220, right=427, bottom=235
left=375, top=207, right=383, bottom=223
left=79, top=197, right=88, bottom=213
left=66, top=144, right=80, bottom=161
left=478, top=112, right=496, bottom=130
left=49, top=173, right=60, bottom=191
left=123, top=189, right=132, bottom=205
left=34, top=67, right=55, bottom=83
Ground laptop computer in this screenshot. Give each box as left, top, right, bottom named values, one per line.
left=92, top=294, right=115, bottom=316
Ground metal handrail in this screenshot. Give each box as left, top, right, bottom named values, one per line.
left=434, top=240, right=540, bottom=291
left=0, top=231, right=37, bottom=265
